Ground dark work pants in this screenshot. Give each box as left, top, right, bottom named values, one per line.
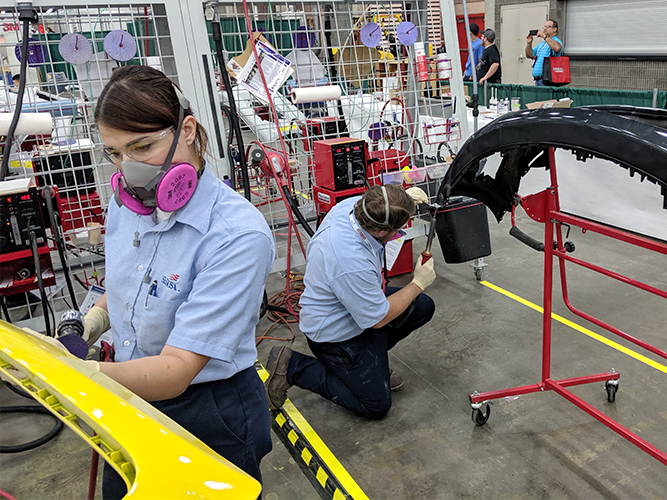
left=287, top=287, right=435, bottom=420
left=102, top=366, right=272, bottom=499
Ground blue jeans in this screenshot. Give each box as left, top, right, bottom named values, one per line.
left=287, top=287, right=435, bottom=420
left=535, top=78, right=545, bottom=86
left=102, top=367, right=272, bottom=499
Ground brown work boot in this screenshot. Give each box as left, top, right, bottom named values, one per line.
left=265, top=345, right=294, bottom=410
left=389, top=369, right=404, bottom=392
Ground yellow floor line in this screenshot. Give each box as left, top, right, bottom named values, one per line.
left=257, top=365, right=369, bottom=500
left=480, top=280, right=667, bottom=375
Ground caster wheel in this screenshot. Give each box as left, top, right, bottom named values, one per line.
left=474, top=269, right=484, bottom=281
left=472, top=405, right=491, bottom=426
left=605, top=381, right=618, bottom=403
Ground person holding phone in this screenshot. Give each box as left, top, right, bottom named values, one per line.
left=264, top=185, right=436, bottom=420
left=525, top=19, right=563, bottom=86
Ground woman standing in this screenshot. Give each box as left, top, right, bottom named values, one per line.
left=84, top=65, right=274, bottom=498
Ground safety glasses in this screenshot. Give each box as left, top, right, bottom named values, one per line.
left=102, top=127, right=175, bottom=165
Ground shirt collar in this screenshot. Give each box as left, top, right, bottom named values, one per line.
left=350, top=210, right=385, bottom=254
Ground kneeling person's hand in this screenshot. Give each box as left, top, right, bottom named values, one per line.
left=411, top=254, right=436, bottom=291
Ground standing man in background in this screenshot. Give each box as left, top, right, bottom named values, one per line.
left=477, top=29, right=502, bottom=84
left=526, top=19, right=563, bottom=86
left=463, top=23, right=484, bottom=82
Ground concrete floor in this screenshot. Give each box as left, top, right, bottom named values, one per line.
left=2, top=210, right=667, bottom=499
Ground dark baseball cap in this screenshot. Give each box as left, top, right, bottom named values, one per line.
left=469, top=23, right=479, bottom=35
left=483, top=29, right=496, bottom=42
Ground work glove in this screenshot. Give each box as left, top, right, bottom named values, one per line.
left=83, top=306, right=111, bottom=346
left=406, top=186, right=429, bottom=205
left=411, top=254, right=436, bottom=291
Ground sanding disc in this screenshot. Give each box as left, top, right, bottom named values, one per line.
left=396, top=21, right=418, bottom=46
left=58, top=33, right=93, bottom=65
left=104, top=30, right=137, bottom=62
left=15, top=38, right=48, bottom=67
left=360, top=22, right=382, bottom=48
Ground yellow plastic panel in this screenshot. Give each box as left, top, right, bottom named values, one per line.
left=0, top=321, right=261, bottom=500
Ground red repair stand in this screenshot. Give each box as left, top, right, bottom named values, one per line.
left=469, top=148, right=667, bottom=467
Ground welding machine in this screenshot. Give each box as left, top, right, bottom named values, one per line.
left=313, top=137, right=367, bottom=191
left=0, top=183, right=56, bottom=295
left=313, top=185, right=365, bottom=220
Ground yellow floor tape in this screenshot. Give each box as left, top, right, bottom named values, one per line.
left=257, top=365, right=369, bottom=500
left=480, top=280, right=667, bottom=375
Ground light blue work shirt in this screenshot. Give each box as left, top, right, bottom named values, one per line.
left=532, top=36, right=563, bottom=78
left=299, top=197, right=390, bottom=343
left=105, top=166, right=275, bottom=383
left=465, top=38, right=483, bottom=77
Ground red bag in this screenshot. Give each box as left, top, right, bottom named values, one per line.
left=542, top=56, right=570, bottom=86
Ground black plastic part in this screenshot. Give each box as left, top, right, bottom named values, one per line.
left=435, top=197, right=492, bottom=263
left=0, top=406, right=64, bottom=453
left=438, top=107, right=667, bottom=221
left=472, top=405, right=491, bottom=426
left=564, top=241, right=575, bottom=253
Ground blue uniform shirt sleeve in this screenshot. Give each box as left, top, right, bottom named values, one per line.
left=329, top=269, right=389, bottom=330
left=165, top=229, right=274, bottom=363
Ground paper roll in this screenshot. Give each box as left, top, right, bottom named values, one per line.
left=0, top=112, right=53, bottom=136
left=291, top=85, right=341, bottom=104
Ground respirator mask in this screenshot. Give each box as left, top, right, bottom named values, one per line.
left=108, top=87, right=199, bottom=216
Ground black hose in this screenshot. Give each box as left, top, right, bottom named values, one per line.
left=281, top=184, right=314, bottom=237
left=3, top=380, right=31, bottom=399
left=211, top=21, right=251, bottom=201
left=220, top=105, right=240, bottom=188
left=0, top=406, right=64, bottom=453
left=201, top=53, right=225, bottom=160
left=43, top=186, right=78, bottom=310
left=29, top=231, right=51, bottom=337
left=0, top=9, right=34, bottom=181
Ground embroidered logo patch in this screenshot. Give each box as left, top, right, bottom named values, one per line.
left=161, top=274, right=181, bottom=292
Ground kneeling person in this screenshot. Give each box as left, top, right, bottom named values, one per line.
left=265, top=185, right=436, bottom=419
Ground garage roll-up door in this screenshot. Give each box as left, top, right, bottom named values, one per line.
left=566, top=0, right=667, bottom=56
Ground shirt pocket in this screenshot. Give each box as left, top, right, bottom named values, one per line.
left=135, top=294, right=182, bottom=356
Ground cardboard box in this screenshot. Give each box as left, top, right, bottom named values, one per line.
left=525, top=98, right=573, bottom=110
left=335, top=43, right=380, bottom=89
